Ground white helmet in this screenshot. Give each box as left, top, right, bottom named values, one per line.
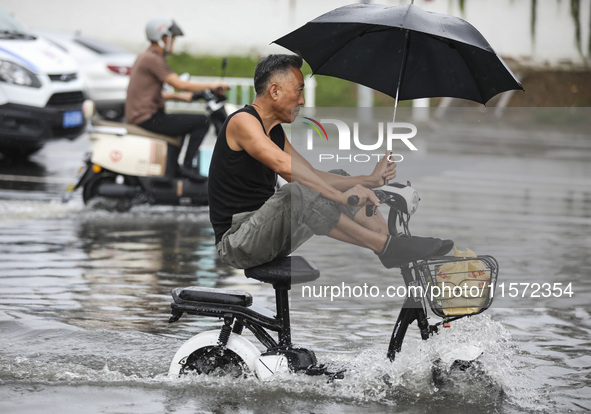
left=145, top=18, right=184, bottom=43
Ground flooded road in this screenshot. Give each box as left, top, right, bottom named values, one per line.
left=0, top=110, right=590, bottom=413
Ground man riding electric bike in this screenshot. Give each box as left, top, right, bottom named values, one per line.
left=125, top=17, right=229, bottom=182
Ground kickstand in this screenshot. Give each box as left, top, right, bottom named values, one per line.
left=305, top=364, right=346, bottom=381
left=325, top=369, right=346, bottom=382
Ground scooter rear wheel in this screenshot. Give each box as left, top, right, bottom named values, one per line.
left=180, top=346, right=247, bottom=378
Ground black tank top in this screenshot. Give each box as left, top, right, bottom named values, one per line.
left=208, top=105, right=285, bottom=244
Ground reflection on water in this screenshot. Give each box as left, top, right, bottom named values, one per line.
left=71, top=211, right=232, bottom=333
left=0, top=158, right=50, bottom=194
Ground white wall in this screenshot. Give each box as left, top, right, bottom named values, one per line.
left=3, top=0, right=590, bottom=65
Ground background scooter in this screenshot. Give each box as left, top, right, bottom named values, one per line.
left=64, top=86, right=230, bottom=211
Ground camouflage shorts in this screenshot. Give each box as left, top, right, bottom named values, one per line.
left=216, top=171, right=360, bottom=269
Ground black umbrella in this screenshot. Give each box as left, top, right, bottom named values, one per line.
left=274, top=2, right=524, bottom=111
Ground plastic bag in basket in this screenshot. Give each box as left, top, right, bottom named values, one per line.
left=435, top=247, right=491, bottom=316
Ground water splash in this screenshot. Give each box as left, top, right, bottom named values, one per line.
left=162, top=315, right=546, bottom=411
left=0, top=199, right=83, bottom=222
left=0, top=311, right=553, bottom=413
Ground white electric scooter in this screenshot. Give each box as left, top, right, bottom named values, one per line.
left=64, top=87, right=231, bottom=211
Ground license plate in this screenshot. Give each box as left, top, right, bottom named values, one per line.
left=63, top=110, right=83, bottom=128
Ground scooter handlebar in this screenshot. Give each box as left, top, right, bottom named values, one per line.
left=192, top=89, right=228, bottom=103
left=347, top=195, right=360, bottom=206
left=347, top=190, right=389, bottom=206
left=347, top=193, right=385, bottom=217
left=346, top=185, right=418, bottom=216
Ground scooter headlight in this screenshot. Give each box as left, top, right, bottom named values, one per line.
left=409, top=190, right=419, bottom=215
left=0, top=60, right=42, bottom=88
left=380, top=183, right=420, bottom=215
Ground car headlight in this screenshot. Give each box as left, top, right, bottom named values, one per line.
left=0, top=60, right=42, bottom=88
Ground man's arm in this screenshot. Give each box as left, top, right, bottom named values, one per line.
left=289, top=144, right=396, bottom=192
left=226, top=112, right=291, bottom=176
left=164, top=73, right=229, bottom=94
left=226, top=113, right=379, bottom=205
left=288, top=143, right=386, bottom=206
left=226, top=113, right=345, bottom=203
left=161, top=90, right=192, bottom=102
left=227, top=113, right=383, bottom=207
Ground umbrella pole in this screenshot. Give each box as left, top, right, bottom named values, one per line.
left=393, top=83, right=400, bottom=125
left=393, top=29, right=411, bottom=125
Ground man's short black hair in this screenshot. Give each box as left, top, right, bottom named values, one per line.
left=253, top=54, right=303, bottom=96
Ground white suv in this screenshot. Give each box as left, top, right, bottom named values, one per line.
left=0, top=7, right=86, bottom=158
left=35, top=30, right=136, bottom=121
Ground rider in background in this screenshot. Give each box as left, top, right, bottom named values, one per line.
left=125, top=18, right=229, bottom=182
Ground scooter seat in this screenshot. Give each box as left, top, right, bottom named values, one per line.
left=173, top=286, right=253, bottom=307
left=245, top=256, right=320, bottom=288
left=94, top=120, right=182, bottom=147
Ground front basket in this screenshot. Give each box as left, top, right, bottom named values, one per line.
left=413, top=255, right=499, bottom=318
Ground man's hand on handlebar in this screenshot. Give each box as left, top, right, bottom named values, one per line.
left=213, top=82, right=230, bottom=92
left=342, top=184, right=381, bottom=208
left=178, top=91, right=195, bottom=102
left=369, top=150, right=396, bottom=188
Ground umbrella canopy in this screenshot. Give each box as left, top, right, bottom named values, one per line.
left=274, top=3, right=523, bottom=105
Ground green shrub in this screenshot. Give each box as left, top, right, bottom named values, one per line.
left=167, top=53, right=377, bottom=107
